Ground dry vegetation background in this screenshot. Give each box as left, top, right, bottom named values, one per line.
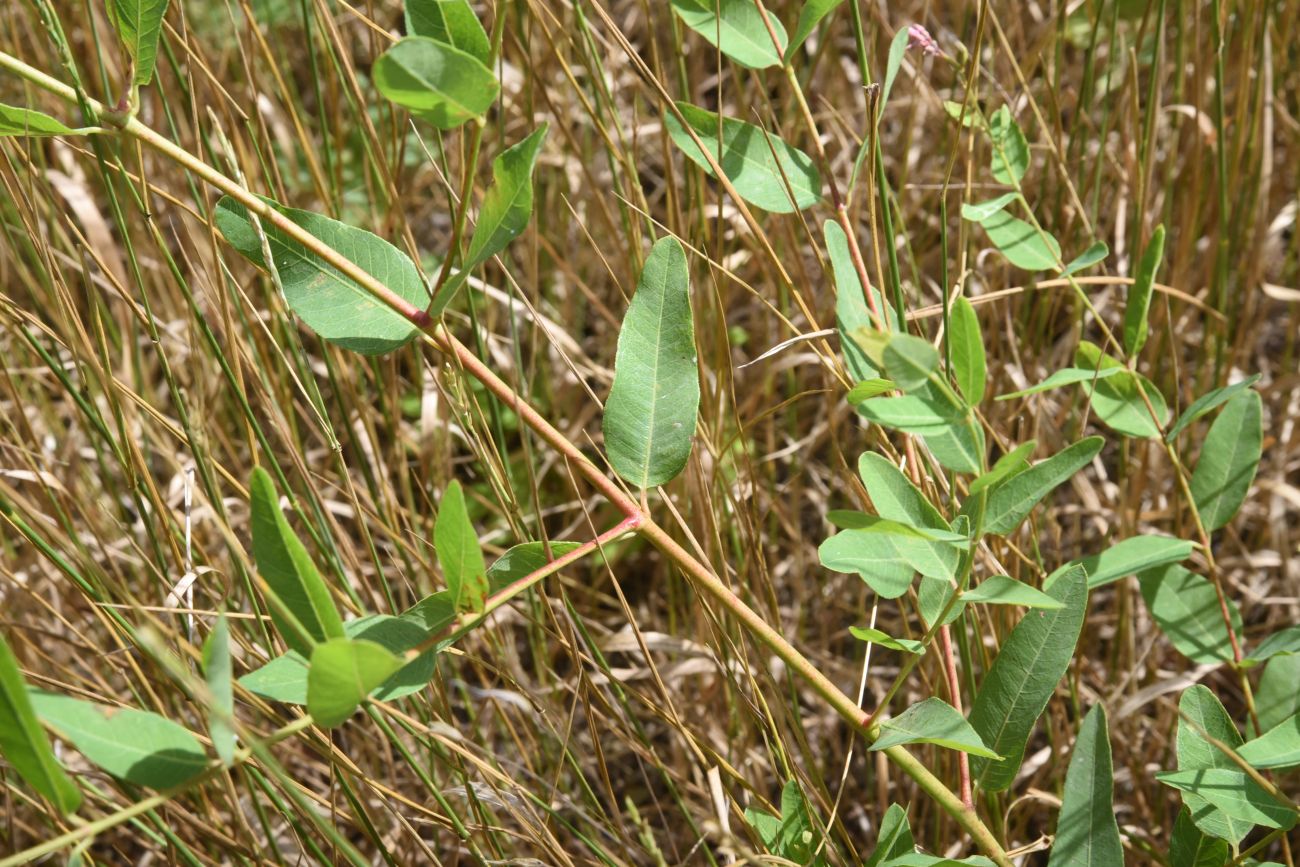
left=0, top=0, right=1298, bottom=863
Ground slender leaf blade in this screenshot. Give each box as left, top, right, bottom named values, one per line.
left=870, top=698, right=1000, bottom=758
left=201, top=613, right=235, bottom=767
left=1123, top=225, right=1165, bottom=355
left=669, top=0, right=787, bottom=69
left=603, top=236, right=699, bottom=488
left=435, top=480, right=488, bottom=615
left=962, top=575, right=1064, bottom=609
left=849, top=627, right=925, bottom=655
left=786, top=0, right=844, bottom=60
left=0, top=634, right=81, bottom=813
left=1074, top=535, right=1194, bottom=589
left=949, top=297, right=986, bottom=405
left=988, top=107, right=1028, bottom=185
left=106, top=0, right=170, bottom=86
left=1238, top=712, right=1300, bottom=770
left=983, top=437, right=1103, bottom=536
left=1046, top=705, right=1122, bottom=867
left=969, top=564, right=1088, bottom=791
left=996, top=367, right=1125, bottom=401
left=1166, top=375, right=1261, bottom=442
left=1189, top=390, right=1261, bottom=531
left=0, top=104, right=81, bottom=137
left=1060, top=241, right=1109, bottom=277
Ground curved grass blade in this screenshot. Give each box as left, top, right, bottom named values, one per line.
left=969, top=564, right=1087, bottom=791
left=603, top=237, right=698, bottom=488
left=666, top=103, right=821, bottom=213
left=0, top=633, right=81, bottom=814
left=249, top=467, right=345, bottom=655
left=435, top=480, right=488, bottom=615
left=307, top=638, right=405, bottom=728
left=669, top=0, right=786, bottom=69
left=214, top=196, right=428, bottom=355
left=1046, top=705, right=1122, bottom=867
left=1189, top=389, right=1261, bottom=531
left=373, top=36, right=499, bottom=130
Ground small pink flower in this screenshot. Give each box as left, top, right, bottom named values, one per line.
left=907, top=24, right=940, bottom=57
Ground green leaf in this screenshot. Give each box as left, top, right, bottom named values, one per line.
left=988, top=107, right=1028, bottom=185
left=1238, top=712, right=1300, bottom=770
left=883, top=333, right=940, bottom=392
left=404, top=0, right=490, bottom=64
left=29, top=691, right=207, bottom=789
left=1257, top=655, right=1300, bottom=732
left=858, top=452, right=961, bottom=580
left=856, top=394, right=962, bottom=434
left=1059, top=241, right=1109, bottom=277
left=1246, top=625, right=1300, bottom=667
left=1140, top=565, right=1242, bottom=665
left=786, top=0, right=844, bottom=60
left=435, top=480, right=488, bottom=615
left=1157, top=769, right=1297, bottom=831
left=922, top=417, right=986, bottom=476
left=1170, top=806, right=1230, bottom=867
left=820, top=535, right=914, bottom=598
left=201, top=614, right=235, bottom=767
left=982, top=437, right=1103, bottom=536
left=996, top=367, right=1125, bottom=400
left=372, top=37, right=499, bottom=130
left=962, top=575, right=1064, bottom=609
left=849, top=627, right=925, bottom=654
left=1074, top=535, right=1194, bottom=589
left=972, top=208, right=1061, bottom=271
left=960, top=193, right=1018, bottom=223
left=1075, top=341, right=1168, bottom=438
left=1189, top=390, right=1261, bottom=531
left=0, top=634, right=80, bottom=813
left=666, top=103, right=821, bottom=213
left=307, top=638, right=405, bottom=728
left=865, top=804, right=915, bottom=867
left=249, top=467, right=344, bottom=655
left=214, top=196, right=428, bottom=355
left=1046, top=705, right=1122, bottom=867
left=0, top=104, right=82, bottom=137
left=1123, top=225, right=1165, bottom=354
left=969, top=564, right=1087, bottom=791
left=847, top=379, right=896, bottom=404
left=603, top=236, right=699, bottom=488
left=1176, top=685, right=1253, bottom=844
left=828, top=222, right=894, bottom=382
left=967, top=441, right=1036, bottom=496
left=106, top=0, right=170, bottom=87
left=669, top=0, right=786, bottom=69
left=949, top=297, right=986, bottom=405
left=1165, top=375, right=1262, bottom=442
left=871, top=698, right=1000, bottom=758
left=240, top=616, right=437, bottom=705
left=879, top=27, right=912, bottom=113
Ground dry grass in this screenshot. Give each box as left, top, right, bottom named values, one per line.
left=0, top=0, right=1297, bottom=863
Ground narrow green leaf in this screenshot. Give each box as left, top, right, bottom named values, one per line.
left=404, top=0, right=490, bottom=64
left=1176, top=685, right=1255, bottom=844
left=0, top=104, right=83, bottom=137
left=106, top=0, right=170, bottom=86
left=962, top=575, right=1064, bottom=609
left=988, top=107, right=1028, bottom=185
left=1166, top=375, right=1262, bottom=442
left=871, top=698, right=1000, bottom=758
left=1074, top=535, right=1194, bottom=589
left=1170, top=806, right=1230, bottom=867
left=1046, top=705, right=1122, bottom=867
left=1140, top=565, right=1242, bottom=665
left=1238, top=712, right=1300, bottom=770
left=433, top=125, right=549, bottom=312
left=785, top=0, right=844, bottom=60
left=996, top=367, right=1125, bottom=400
left=884, top=333, right=940, bottom=392
left=0, top=634, right=80, bottom=813
left=847, top=379, right=896, bottom=404
left=1189, top=390, right=1261, bottom=531
left=603, top=236, right=699, bottom=488
left=201, top=614, right=235, bottom=767
left=856, top=394, right=962, bottom=434
left=669, top=0, right=787, bottom=69
left=307, top=638, right=405, bottom=728
left=972, top=208, right=1061, bottom=271
left=827, top=221, right=894, bottom=381
left=849, top=627, right=925, bottom=655
left=865, top=804, right=915, bottom=867
left=879, top=27, right=912, bottom=112
left=1246, top=625, right=1300, bottom=667
left=249, top=467, right=344, bottom=655
left=435, top=480, right=488, bottom=615
left=858, top=452, right=961, bottom=580
left=1257, top=655, right=1300, bottom=732
left=1075, top=341, right=1168, bottom=438
left=960, top=193, right=1018, bottom=223
left=1157, top=769, right=1296, bottom=831
left=1123, top=225, right=1165, bottom=355
left=240, top=616, right=438, bottom=705
left=29, top=691, right=207, bottom=789
left=214, top=196, right=428, bottom=355
left=666, top=103, right=821, bottom=213
left=949, top=297, right=986, bottom=405
left=982, top=437, right=1103, bottom=536
left=969, top=564, right=1088, bottom=791
left=373, top=37, right=499, bottom=129
left=1059, top=241, right=1109, bottom=277
left=967, top=441, right=1036, bottom=496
